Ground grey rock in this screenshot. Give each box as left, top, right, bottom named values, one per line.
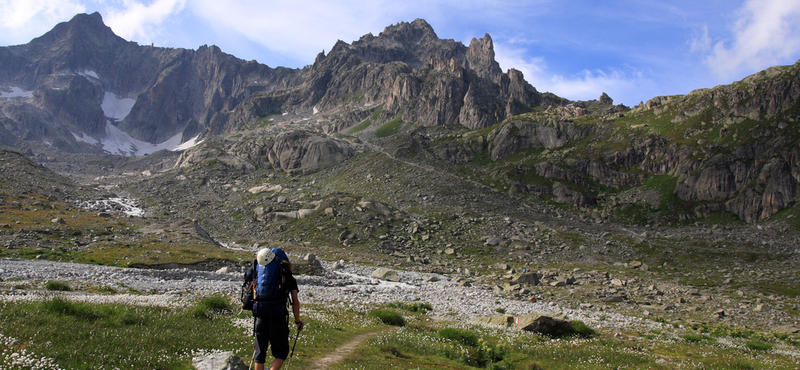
left=484, top=236, right=503, bottom=246
left=192, top=351, right=247, bottom=370
left=511, top=273, right=541, bottom=286
left=371, top=267, right=400, bottom=282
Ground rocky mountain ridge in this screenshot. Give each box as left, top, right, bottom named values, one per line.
left=2, top=12, right=800, bottom=226
left=0, top=13, right=544, bottom=156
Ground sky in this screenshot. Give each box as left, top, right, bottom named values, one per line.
left=1, top=0, right=800, bottom=107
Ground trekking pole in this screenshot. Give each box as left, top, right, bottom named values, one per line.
left=248, top=347, right=255, bottom=370
left=284, top=323, right=303, bottom=370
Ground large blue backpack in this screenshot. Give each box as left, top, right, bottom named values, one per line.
left=241, top=248, right=292, bottom=313
left=247, top=248, right=291, bottom=317
left=255, top=248, right=290, bottom=301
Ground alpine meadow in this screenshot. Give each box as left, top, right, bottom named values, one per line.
left=1, top=11, right=799, bottom=370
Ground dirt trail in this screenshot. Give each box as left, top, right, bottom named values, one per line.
left=313, top=327, right=394, bottom=370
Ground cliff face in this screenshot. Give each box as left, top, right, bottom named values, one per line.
left=0, top=12, right=302, bottom=153
left=1, top=14, right=538, bottom=154
left=228, top=19, right=540, bottom=133
left=426, top=61, right=800, bottom=224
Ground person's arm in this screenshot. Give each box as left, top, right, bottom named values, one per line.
left=291, top=289, right=303, bottom=330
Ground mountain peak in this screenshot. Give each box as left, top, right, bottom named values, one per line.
left=378, top=18, right=438, bottom=45
left=30, top=12, right=122, bottom=50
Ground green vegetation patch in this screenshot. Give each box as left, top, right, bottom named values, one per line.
left=370, top=308, right=406, bottom=326
left=348, top=118, right=372, bottom=134
left=0, top=298, right=384, bottom=370
left=376, top=116, right=404, bottom=137
left=44, top=281, right=71, bottom=292
left=386, top=301, right=433, bottom=313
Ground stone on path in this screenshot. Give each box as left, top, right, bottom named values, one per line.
left=192, top=351, right=247, bottom=370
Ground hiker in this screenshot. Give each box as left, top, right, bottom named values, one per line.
left=248, top=248, right=304, bottom=370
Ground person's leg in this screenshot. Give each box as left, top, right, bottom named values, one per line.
left=269, top=313, right=291, bottom=370
left=254, top=317, right=270, bottom=369
left=269, top=358, right=284, bottom=370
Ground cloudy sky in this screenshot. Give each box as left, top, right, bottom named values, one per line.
left=1, top=0, right=799, bottom=106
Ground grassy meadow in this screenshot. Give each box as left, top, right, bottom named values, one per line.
left=0, top=294, right=798, bottom=369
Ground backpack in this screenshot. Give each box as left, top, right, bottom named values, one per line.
left=240, top=248, right=291, bottom=311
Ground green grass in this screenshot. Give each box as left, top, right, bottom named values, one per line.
left=44, top=281, right=71, bottom=291
left=348, top=118, right=372, bottom=134
left=376, top=116, right=404, bottom=137
left=386, top=301, right=433, bottom=313
left=2, top=297, right=798, bottom=370
left=369, top=308, right=406, bottom=326
left=745, top=340, right=773, bottom=351
left=339, top=320, right=800, bottom=370
left=439, top=327, right=479, bottom=347
left=0, top=297, right=384, bottom=370
left=190, top=295, right=235, bottom=319
left=570, top=320, right=596, bottom=338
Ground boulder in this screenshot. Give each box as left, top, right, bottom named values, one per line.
left=484, top=236, right=503, bottom=246
left=511, top=273, right=540, bottom=286
left=371, top=267, right=400, bottom=282
left=292, top=258, right=325, bottom=276
left=472, top=313, right=573, bottom=336
left=248, top=185, right=270, bottom=194
left=192, top=351, right=247, bottom=370
left=517, top=314, right=573, bottom=336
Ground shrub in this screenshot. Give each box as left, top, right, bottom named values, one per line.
left=370, top=308, right=405, bottom=326
left=746, top=340, right=773, bottom=351
left=191, top=295, right=233, bottom=319
left=466, top=338, right=505, bottom=368
left=386, top=301, right=433, bottom=313
left=495, top=307, right=506, bottom=314
left=42, top=296, right=101, bottom=321
left=439, top=327, right=479, bottom=347
left=199, top=296, right=233, bottom=313
left=683, top=334, right=715, bottom=344
left=44, top=281, right=71, bottom=291
left=570, top=320, right=596, bottom=338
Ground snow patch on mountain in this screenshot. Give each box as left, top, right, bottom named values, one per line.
left=173, top=135, right=204, bottom=151
left=78, top=70, right=99, bottom=79
left=71, top=132, right=99, bottom=145
left=101, top=92, right=136, bottom=121
left=99, top=123, right=202, bottom=156
left=0, top=86, right=33, bottom=100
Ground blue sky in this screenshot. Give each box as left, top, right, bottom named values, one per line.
left=1, top=0, right=800, bottom=107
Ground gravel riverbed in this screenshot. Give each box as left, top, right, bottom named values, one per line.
left=0, top=257, right=657, bottom=332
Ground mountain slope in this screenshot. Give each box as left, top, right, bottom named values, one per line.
left=0, top=13, right=301, bottom=154
left=0, top=14, right=546, bottom=156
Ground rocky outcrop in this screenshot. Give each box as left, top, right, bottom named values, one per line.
left=264, top=130, right=355, bottom=174
left=488, top=116, right=586, bottom=161
left=209, top=129, right=355, bottom=174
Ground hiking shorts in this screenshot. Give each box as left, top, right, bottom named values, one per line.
left=254, top=313, right=290, bottom=363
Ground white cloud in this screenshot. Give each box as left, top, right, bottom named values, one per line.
left=0, top=0, right=85, bottom=44
left=494, top=42, right=650, bottom=106
left=688, top=24, right=711, bottom=53
left=705, top=0, right=800, bottom=81
left=187, top=0, right=408, bottom=63
left=104, top=0, right=187, bottom=44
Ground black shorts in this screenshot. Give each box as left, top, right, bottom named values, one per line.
left=254, top=312, right=290, bottom=363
